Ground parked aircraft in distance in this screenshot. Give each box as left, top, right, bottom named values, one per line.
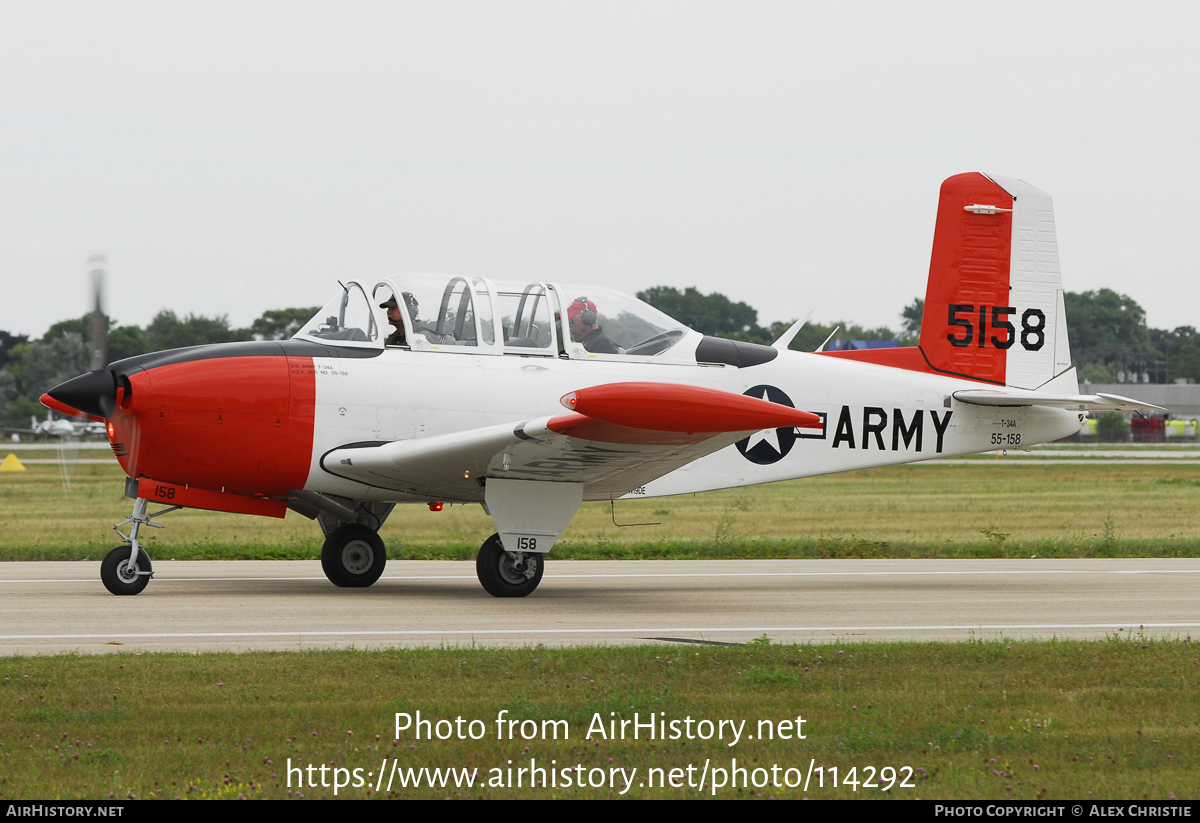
left=44, top=173, right=1161, bottom=597
left=2, top=413, right=104, bottom=441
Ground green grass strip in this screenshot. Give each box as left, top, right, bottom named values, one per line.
left=1, top=638, right=1196, bottom=799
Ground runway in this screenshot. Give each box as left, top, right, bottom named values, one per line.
left=2, top=558, right=1198, bottom=655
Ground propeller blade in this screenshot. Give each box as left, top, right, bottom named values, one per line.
left=88, top=253, right=107, bottom=373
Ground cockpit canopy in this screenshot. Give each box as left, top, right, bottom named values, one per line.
left=295, top=275, right=696, bottom=360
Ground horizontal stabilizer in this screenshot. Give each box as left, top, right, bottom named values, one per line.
left=953, top=389, right=1165, bottom=412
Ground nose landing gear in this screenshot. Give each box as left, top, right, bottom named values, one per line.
left=101, top=497, right=180, bottom=596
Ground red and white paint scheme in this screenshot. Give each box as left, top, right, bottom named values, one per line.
left=45, top=173, right=1160, bottom=597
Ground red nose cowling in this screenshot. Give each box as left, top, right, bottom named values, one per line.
left=44, top=354, right=315, bottom=508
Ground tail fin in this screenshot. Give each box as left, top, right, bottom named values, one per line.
left=919, top=172, right=1073, bottom=389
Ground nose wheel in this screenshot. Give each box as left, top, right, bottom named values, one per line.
left=476, top=533, right=543, bottom=597
left=321, top=523, right=387, bottom=587
left=100, top=545, right=153, bottom=596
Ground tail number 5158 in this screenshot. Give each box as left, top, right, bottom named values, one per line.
left=948, top=305, right=1045, bottom=351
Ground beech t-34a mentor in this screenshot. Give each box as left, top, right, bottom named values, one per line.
left=45, top=172, right=1161, bottom=598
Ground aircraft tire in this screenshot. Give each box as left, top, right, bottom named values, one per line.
left=476, top=533, right=543, bottom=598
left=321, top=524, right=387, bottom=588
left=100, top=545, right=152, bottom=596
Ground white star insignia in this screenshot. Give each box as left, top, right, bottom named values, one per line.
left=745, top=426, right=781, bottom=454
left=744, top=387, right=782, bottom=454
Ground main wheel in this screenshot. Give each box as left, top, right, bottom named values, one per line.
left=476, top=533, right=543, bottom=598
left=321, top=524, right=387, bottom=588
left=100, top=545, right=152, bottom=596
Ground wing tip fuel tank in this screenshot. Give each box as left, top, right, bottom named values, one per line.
left=560, top=382, right=822, bottom=433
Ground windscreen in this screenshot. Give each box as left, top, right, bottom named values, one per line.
left=295, top=283, right=378, bottom=345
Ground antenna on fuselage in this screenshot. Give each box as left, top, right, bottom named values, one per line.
left=815, top=325, right=840, bottom=353
left=771, top=309, right=814, bottom=351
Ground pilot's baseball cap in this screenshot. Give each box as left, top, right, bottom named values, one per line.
left=380, top=296, right=398, bottom=309
left=567, top=297, right=596, bottom=320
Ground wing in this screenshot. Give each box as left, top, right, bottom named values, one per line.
left=320, top=382, right=822, bottom=502
left=953, top=388, right=1165, bottom=412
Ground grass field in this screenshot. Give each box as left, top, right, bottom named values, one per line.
left=1, top=639, right=1195, bottom=800
left=2, top=458, right=1198, bottom=800
left=1, top=460, right=1198, bottom=561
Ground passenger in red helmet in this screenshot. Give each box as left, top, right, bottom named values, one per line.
left=567, top=296, right=620, bottom=354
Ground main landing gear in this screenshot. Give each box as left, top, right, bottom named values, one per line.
left=294, top=498, right=395, bottom=589
left=476, top=533, right=543, bottom=598
left=321, top=523, right=387, bottom=587
left=101, top=497, right=180, bottom=596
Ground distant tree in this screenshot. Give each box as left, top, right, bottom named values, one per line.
left=248, top=307, right=321, bottom=340
left=1095, top=410, right=1130, bottom=443
left=2, top=395, right=43, bottom=429
left=1149, top=326, right=1200, bottom=384
left=41, top=315, right=97, bottom=345
left=0, top=370, right=15, bottom=409
left=16, top=336, right=89, bottom=400
left=899, top=297, right=923, bottom=345
left=638, top=286, right=770, bottom=343
left=145, top=310, right=252, bottom=351
left=1064, top=289, right=1151, bottom=370
left=108, top=325, right=152, bottom=363
left=1078, top=362, right=1115, bottom=384
left=0, top=331, right=29, bottom=369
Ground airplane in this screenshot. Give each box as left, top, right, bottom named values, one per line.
left=26, top=413, right=107, bottom=440
left=43, top=172, right=1162, bottom=598
left=1, top=414, right=91, bottom=442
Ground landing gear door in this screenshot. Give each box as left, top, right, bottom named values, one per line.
left=484, top=479, right=583, bottom=554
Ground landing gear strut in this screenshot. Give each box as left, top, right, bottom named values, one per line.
left=476, top=533, right=543, bottom=598
left=101, top=497, right=179, bottom=596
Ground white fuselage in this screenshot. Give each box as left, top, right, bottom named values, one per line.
left=302, top=346, right=1082, bottom=504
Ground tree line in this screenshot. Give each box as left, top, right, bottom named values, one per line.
left=3, top=287, right=1195, bottom=429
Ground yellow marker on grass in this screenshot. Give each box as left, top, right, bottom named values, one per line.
left=0, top=453, right=26, bottom=472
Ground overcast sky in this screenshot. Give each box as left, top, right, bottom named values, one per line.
left=2, top=2, right=1198, bottom=340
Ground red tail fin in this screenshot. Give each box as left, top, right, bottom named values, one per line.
left=918, top=172, right=1015, bottom=385
left=822, top=172, right=1073, bottom=391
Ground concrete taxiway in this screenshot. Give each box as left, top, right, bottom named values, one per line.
left=2, top=558, right=1198, bottom=654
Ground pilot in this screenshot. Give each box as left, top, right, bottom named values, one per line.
left=567, top=297, right=620, bottom=354
left=382, top=292, right=457, bottom=346
left=380, top=294, right=409, bottom=346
